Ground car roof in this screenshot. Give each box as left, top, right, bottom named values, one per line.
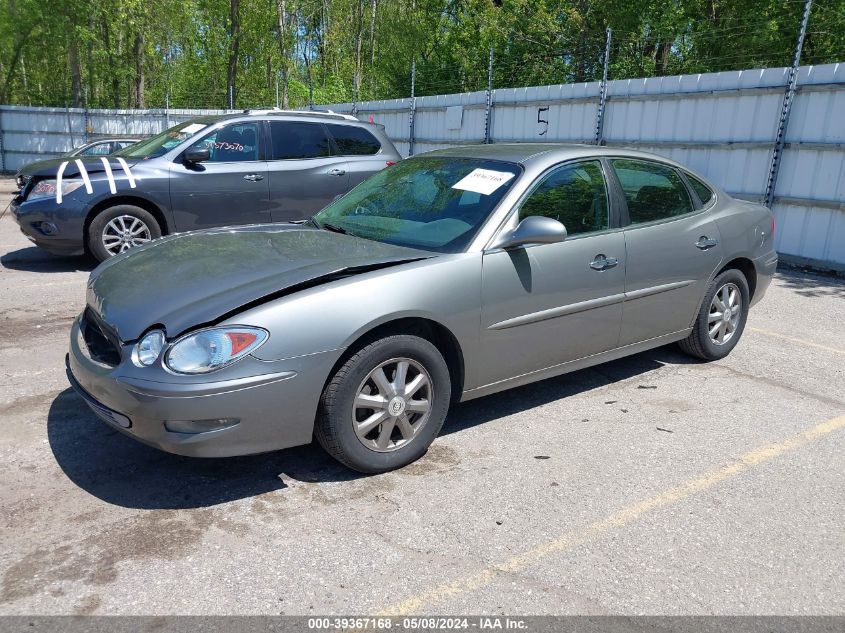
left=419, top=143, right=691, bottom=170
left=202, top=109, right=364, bottom=125
left=81, top=138, right=141, bottom=145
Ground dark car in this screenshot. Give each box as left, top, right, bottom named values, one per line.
left=65, top=138, right=143, bottom=156
left=12, top=110, right=400, bottom=261
left=15, top=139, right=144, bottom=190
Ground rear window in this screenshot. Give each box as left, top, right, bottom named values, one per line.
left=685, top=172, right=715, bottom=207
left=326, top=124, right=381, bottom=156
left=269, top=121, right=331, bottom=160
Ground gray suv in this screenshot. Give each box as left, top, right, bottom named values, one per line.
left=12, top=110, right=401, bottom=261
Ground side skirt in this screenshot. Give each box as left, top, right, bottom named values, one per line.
left=459, top=329, right=691, bottom=402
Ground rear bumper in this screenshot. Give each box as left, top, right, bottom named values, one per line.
left=751, top=250, right=778, bottom=307
left=66, top=317, right=337, bottom=457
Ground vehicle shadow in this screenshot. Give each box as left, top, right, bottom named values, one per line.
left=47, top=388, right=356, bottom=511
left=0, top=246, right=94, bottom=273
left=441, top=346, right=692, bottom=437
left=48, top=347, right=696, bottom=511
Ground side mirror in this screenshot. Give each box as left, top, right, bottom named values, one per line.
left=183, top=147, right=210, bottom=164
left=492, top=216, right=567, bottom=250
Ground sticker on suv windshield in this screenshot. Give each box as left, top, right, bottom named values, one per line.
left=181, top=123, right=207, bottom=134
left=452, top=169, right=515, bottom=195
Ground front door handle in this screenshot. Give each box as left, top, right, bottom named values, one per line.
left=695, top=236, right=718, bottom=250
left=243, top=174, right=264, bottom=182
left=328, top=168, right=346, bottom=177
left=590, top=255, right=619, bottom=271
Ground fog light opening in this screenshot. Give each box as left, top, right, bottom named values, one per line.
left=36, top=222, right=59, bottom=236
left=164, top=418, right=240, bottom=434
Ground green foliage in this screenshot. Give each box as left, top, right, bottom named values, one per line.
left=0, top=0, right=842, bottom=109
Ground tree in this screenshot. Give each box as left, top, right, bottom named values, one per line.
left=227, top=0, right=240, bottom=108
left=0, top=0, right=842, bottom=109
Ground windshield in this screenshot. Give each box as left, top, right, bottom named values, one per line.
left=114, top=120, right=210, bottom=160
left=313, top=157, right=521, bottom=253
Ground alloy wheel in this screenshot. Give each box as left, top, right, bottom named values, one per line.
left=352, top=357, right=433, bottom=452
left=102, top=215, right=152, bottom=255
left=708, top=282, right=742, bottom=345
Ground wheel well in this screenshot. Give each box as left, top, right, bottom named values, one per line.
left=83, top=196, right=170, bottom=243
left=718, top=257, right=757, bottom=299
left=331, top=317, right=465, bottom=402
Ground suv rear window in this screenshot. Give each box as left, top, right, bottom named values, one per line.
left=269, top=121, right=331, bottom=160
left=326, top=124, right=381, bottom=156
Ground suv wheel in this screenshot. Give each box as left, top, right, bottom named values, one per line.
left=88, top=205, right=161, bottom=262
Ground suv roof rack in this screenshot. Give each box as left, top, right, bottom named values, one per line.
left=241, top=107, right=359, bottom=121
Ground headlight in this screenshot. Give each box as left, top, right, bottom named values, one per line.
left=132, top=330, right=166, bottom=367
left=165, top=327, right=268, bottom=374
left=27, top=178, right=85, bottom=201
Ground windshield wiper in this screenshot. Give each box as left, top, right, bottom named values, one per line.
left=321, top=222, right=349, bottom=235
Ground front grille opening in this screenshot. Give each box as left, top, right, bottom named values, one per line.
left=81, top=308, right=122, bottom=366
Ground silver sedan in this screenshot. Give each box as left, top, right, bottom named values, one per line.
left=67, top=144, right=777, bottom=473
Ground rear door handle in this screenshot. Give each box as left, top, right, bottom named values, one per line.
left=590, top=255, right=619, bottom=271
left=243, top=174, right=264, bottom=182
left=695, top=236, right=718, bottom=250
left=328, top=168, right=346, bottom=177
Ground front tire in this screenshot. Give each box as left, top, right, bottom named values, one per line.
left=315, top=335, right=451, bottom=473
left=679, top=268, right=750, bottom=360
left=87, top=205, right=161, bottom=262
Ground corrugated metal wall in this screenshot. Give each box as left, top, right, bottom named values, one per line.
left=0, top=106, right=226, bottom=170
left=1, top=63, right=842, bottom=268
left=325, top=62, right=845, bottom=269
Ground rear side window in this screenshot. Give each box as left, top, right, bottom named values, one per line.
left=611, top=159, right=694, bottom=224
left=326, top=124, right=381, bottom=155
left=685, top=172, right=715, bottom=207
left=269, top=121, right=331, bottom=159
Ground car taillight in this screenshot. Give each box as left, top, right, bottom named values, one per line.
left=771, top=213, right=776, bottom=237
left=386, top=161, right=396, bottom=167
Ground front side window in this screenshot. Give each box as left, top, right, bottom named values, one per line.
left=611, top=159, right=694, bottom=224
left=314, top=157, right=521, bottom=253
left=190, top=122, right=260, bottom=162
left=326, top=124, right=381, bottom=155
left=685, top=172, right=715, bottom=207
left=518, top=160, right=609, bottom=236
left=269, top=121, right=331, bottom=160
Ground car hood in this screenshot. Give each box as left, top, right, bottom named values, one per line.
left=18, top=156, right=141, bottom=179
left=86, top=224, right=434, bottom=342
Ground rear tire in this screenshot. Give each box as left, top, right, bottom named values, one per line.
left=679, top=268, right=750, bottom=361
left=87, top=205, right=161, bottom=262
left=315, top=335, right=451, bottom=473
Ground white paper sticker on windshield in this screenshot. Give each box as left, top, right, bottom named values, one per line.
left=452, top=168, right=515, bottom=195
left=182, top=123, right=207, bottom=134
